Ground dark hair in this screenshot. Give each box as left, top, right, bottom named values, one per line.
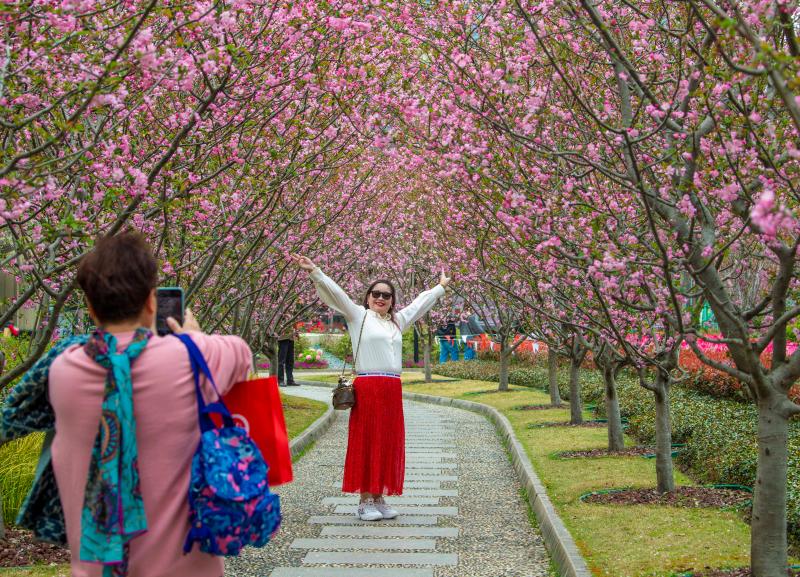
left=363, top=279, right=397, bottom=318
left=77, top=231, right=158, bottom=324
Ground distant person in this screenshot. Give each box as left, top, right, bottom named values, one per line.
left=291, top=254, right=450, bottom=521
left=436, top=321, right=458, bottom=363
left=464, top=338, right=477, bottom=360
left=277, top=325, right=299, bottom=386
left=46, top=232, right=252, bottom=577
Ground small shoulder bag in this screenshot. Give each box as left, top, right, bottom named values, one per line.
left=332, top=311, right=367, bottom=410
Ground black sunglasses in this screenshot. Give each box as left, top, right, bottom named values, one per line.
left=370, top=290, right=393, bottom=300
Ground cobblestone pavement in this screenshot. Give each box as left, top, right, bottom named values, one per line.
left=227, top=385, right=550, bottom=577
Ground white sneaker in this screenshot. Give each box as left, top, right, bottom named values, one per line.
left=375, top=499, right=398, bottom=519
left=356, top=499, right=383, bottom=521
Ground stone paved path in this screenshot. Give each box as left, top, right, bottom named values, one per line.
left=228, top=385, right=549, bottom=577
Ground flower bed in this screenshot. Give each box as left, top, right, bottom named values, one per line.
left=296, top=360, right=328, bottom=369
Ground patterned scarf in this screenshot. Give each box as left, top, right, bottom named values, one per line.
left=80, top=328, right=151, bottom=577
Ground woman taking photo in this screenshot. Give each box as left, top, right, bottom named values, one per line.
left=48, top=232, right=252, bottom=576
left=290, top=254, right=450, bottom=521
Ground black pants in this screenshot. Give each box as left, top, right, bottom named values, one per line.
left=278, top=339, right=295, bottom=385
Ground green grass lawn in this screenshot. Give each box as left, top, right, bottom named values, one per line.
left=0, top=393, right=327, bottom=576
left=282, top=392, right=328, bottom=439
left=395, top=371, right=751, bottom=577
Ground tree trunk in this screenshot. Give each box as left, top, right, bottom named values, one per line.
left=569, top=355, right=583, bottom=425
left=751, top=396, right=789, bottom=577
left=548, top=347, right=561, bottom=406
left=602, top=365, right=625, bottom=452
left=424, top=326, right=432, bottom=383
left=499, top=343, right=510, bottom=392
left=653, top=375, right=675, bottom=493
left=0, top=440, right=4, bottom=539
left=266, top=337, right=278, bottom=378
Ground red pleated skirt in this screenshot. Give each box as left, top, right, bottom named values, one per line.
left=342, top=375, right=405, bottom=495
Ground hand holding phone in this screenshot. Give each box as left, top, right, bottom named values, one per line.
left=156, top=287, right=184, bottom=336
left=166, top=308, right=201, bottom=334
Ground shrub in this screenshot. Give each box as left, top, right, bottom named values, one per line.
left=295, top=333, right=308, bottom=353
left=515, top=348, right=551, bottom=367
left=297, top=348, right=323, bottom=362
left=433, top=360, right=606, bottom=402
left=320, top=334, right=352, bottom=360
left=475, top=347, right=549, bottom=365
left=401, top=329, right=440, bottom=362
left=0, top=433, right=44, bottom=523
left=678, top=347, right=800, bottom=404
left=434, top=358, right=800, bottom=538
left=294, top=347, right=327, bottom=369
left=0, top=335, right=34, bottom=397
left=296, top=360, right=328, bottom=369
left=594, top=375, right=800, bottom=539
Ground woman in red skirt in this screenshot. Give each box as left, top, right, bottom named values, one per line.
left=291, top=254, right=450, bottom=520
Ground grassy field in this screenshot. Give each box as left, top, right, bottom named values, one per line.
left=393, top=371, right=751, bottom=577
left=0, top=392, right=327, bottom=577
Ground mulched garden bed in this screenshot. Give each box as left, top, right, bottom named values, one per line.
left=0, top=526, right=70, bottom=567
left=513, top=404, right=563, bottom=411
left=582, top=486, right=751, bottom=509
left=528, top=421, right=606, bottom=428
left=558, top=446, right=654, bottom=458
left=686, top=568, right=800, bottom=577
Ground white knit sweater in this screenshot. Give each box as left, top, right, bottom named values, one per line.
left=310, top=268, right=445, bottom=374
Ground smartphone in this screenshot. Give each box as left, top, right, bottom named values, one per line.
left=156, top=287, right=184, bottom=336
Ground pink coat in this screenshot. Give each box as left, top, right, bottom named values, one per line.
left=49, top=330, right=252, bottom=577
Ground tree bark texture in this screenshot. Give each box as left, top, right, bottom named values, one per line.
left=653, top=376, right=675, bottom=493
left=424, top=325, right=432, bottom=383
left=548, top=347, right=562, bottom=406
left=0, top=441, right=4, bottom=539
left=266, top=337, right=278, bottom=378
left=602, top=365, right=625, bottom=452
left=499, top=343, right=510, bottom=392
left=569, top=356, right=583, bottom=425
left=751, top=397, right=790, bottom=577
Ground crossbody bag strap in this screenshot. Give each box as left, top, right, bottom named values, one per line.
left=340, top=311, right=368, bottom=378
left=173, top=333, right=235, bottom=432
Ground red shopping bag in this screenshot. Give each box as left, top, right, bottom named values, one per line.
left=218, top=375, right=293, bottom=486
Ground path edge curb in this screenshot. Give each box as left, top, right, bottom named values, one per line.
left=294, top=378, right=591, bottom=577
left=401, top=391, right=591, bottom=577
left=288, top=393, right=337, bottom=459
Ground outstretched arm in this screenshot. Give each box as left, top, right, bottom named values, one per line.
left=290, top=254, right=363, bottom=321
left=395, top=271, right=451, bottom=331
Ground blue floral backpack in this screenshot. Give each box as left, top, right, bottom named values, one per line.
left=175, top=334, right=281, bottom=555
